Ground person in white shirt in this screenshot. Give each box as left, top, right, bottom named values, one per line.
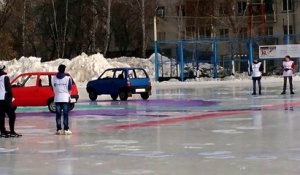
left=51, top=64, right=72, bottom=135
left=0, top=65, right=22, bottom=137
left=281, top=55, right=296, bottom=95
left=250, top=59, right=263, bottom=95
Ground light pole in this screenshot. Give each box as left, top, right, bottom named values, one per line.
left=286, top=0, right=290, bottom=44
left=154, top=15, right=159, bottom=82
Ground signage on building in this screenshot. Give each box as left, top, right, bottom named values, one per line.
left=259, top=44, right=300, bottom=59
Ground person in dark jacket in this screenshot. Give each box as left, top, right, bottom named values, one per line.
left=250, top=59, right=263, bottom=95
left=0, top=65, right=22, bottom=137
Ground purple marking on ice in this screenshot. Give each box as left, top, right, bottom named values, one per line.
left=80, top=99, right=218, bottom=107
left=17, top=99, right=218, bottom=117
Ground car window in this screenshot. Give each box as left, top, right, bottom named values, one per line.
left=128, top=69, right=135, bottom=79
left=134, top=69, right=147, bottom=78
left=115, top=70, right=125, bottom=79
left=39, top=75, right=50, bottom=87
left=15, top=75, right=37, bottom=87
left=100, top=70, right=114, bottom=79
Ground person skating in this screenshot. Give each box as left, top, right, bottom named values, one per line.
left=0, top=65, right=22, bottom=137
left=251, top=59, right=263, bottom=95
left=51, top=64, right=72, bottom=135
left=281, top=55, right=296, bottom=95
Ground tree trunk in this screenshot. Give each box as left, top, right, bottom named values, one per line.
left=51, top=0, right=60, bottom=58
left=141, top=0, right=146, bottom=58
left=22, top=0, right=27, bottom=56
left=104, top=0, right=112, bottom=57
left=62, top=0, right=69, bottom=59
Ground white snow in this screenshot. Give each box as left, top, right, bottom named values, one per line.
left=1, top=52, right=300, bottom=85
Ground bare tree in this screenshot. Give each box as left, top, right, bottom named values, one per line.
left=62, top=0, right=69, bottom=59
left=51, top=0, right=60, bottom=58
left=104, top=0, right=112, bottom=57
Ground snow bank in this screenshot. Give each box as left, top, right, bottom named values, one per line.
left=0, top=53, right=154, bottom=83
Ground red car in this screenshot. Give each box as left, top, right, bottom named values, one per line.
left=11, top=72, right=79, bottom=113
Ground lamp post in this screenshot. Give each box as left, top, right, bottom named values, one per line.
left=286, top=0, right=290, bottom=44
left=154, top=15, right=159, bottom=82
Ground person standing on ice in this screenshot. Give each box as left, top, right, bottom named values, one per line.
left=250, top=59, right=263, bottom=95
left=0, top=65, right=22, bottom=137
left=51, top=64, right=72, bottom=135
left=281, top=55, right=296, bottom=95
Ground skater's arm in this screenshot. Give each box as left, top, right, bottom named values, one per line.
left=4, top=76, right=12, bottom=99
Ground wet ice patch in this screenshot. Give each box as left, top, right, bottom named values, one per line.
left=236, top=126, right=261, bottom=130
left=0, top=148, right=18, bottom=153
left=96, top=140, right=139, bottom=144
left=199, top=151, right=232, bottom=156
left=212, top=129, right=244, bottom=134
left=199, top=151, right=235, bottom=159
left=18, top=128, right=53, bottom=135
left=218, top=118, right=253, bottom=122
left=104, top=145, right=142, bottom=151
left=116, top=119, right=139, bottom=122
left=38, top=149, right=66, bottom=154
left=246, top=155, right=277, bottom=160
left=37, top=140, right=55, bottom=144
left=111, top=169, right=154, bottom=175
left=75, top=143, right=98, bottom=147
left=16, top=125, right=36, bottom=129
left=120, top=151, right=171, bottom=158
left=57, top=157, right=79, bottom=161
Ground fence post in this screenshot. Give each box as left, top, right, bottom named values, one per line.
left=179, top=39, right=184, bottom=81
left=213, top=39, right=218, bottom=78
left=154, top=16, right=159, bottom=82
left=248, top=38, right=254, bottom=75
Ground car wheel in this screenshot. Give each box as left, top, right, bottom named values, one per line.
left=48, top=100, right=56, bottom=113
left=110, top=94, right=118, bottom=101
left=141, top=92, right=149, bottom=100
left=88, top=90, right=97, bottom=101
left=69, top=103, right=75, bottom=111
left=119, top=91, right=128, bottom=101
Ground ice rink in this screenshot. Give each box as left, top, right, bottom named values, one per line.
left=1, top=79, right=300, bottom=175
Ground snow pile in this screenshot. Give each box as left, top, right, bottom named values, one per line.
left=0, top=53, right=154, bottom=83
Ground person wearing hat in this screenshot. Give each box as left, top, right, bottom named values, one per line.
left=281, top=55, right=296, bottom=95
left=0, top=65, right=22, bottom=137
left=250, top=59, right=263, bottom=95
left=51, top=64, right=72, bottom=135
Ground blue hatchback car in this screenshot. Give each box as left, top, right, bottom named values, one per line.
left=86, top=67, right=152, bottom=101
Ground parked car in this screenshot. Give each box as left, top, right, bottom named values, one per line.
left=11, top=72, right=79, bottom=113
left=86, top=68, right=151, bottom=101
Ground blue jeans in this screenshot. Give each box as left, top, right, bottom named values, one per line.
left=55, top=102, right=70, bottom=131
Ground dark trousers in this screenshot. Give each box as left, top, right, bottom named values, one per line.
left=283, top=76, right=293, bottom=92
left=252, top=77, right=261, bottom=94
left=55, top=102, right=70, bottom=131
left=0, top=100, right=16, bottom=133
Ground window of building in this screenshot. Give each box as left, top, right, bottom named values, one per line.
left=238, top=1, right=247, bottom=15
left=176, top=6, right=185, bottom=16
left=284, top=25, right=293, bottom=34
left=283, top=0, right=292, bottom=11
left=219, top=28, right=229, bottom=38
left=266, top=26, right=273, bottom=35
left=156, top=6, right=165, bottom=17
left=158, top=32, right=166, bottom=41
left=239, top=27, right=247, bottom=38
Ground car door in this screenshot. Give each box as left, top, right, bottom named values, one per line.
left=95, top=69, right=114, bottom=94
left=35, top=74, right=54, bottom=105
left=12, top=74, right=39, bottom=106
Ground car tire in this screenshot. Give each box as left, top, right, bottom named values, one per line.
left=88, top=90, right=97, bottom=101
left=141, top=92, right=149, bottom=100
left=70, top=103, right=75, bottom=111
left=48, top=99, right=56, bottom=113
left=111, top=94, right=118, bottom=101
left=119, top=91, right=128, bottom=101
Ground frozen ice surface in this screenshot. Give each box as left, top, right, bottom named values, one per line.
left=2, top=80, right=300, bottom=175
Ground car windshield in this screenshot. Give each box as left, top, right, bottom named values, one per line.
left=12, top=75, right=37, bottom=87
left=100, top=69, right=114, bottom=79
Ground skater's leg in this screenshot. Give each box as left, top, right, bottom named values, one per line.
left=282, top=77, right=287, bottom=94
left=289, top=76, right=294, bottom=94
left=252, top=78, right=257, bottom=95
left=258, top=77, right=262, bottom=95
left=62, top=103, right=69, bottom=131
left=56, top=103, right=62, bottom=131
